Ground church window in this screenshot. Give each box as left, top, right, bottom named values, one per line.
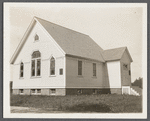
left=93, top=63, right=96, bottom=77
left=31, top=51, right=41, bottom=77
left=20, top=62, right=24, bottom=78
left=50, top=57, right=55, bottom=75
left=78, top=61, right=82, bottom=75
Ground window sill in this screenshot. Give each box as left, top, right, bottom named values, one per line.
left=31, top=93, right=41, bottom=95
left=77, top=75, right=83, bottom=78
left=50, top=94, right=56, bottom=96
left=33, top=40, right=40, bottom=43
left=92, top=76, right=97, bottom=79
left=30, top=76, right=41, bottom=79
left=31, top=93, right=37, bottom=95
left=19, top=77, right=24, bottom=79
left=49, top=75, right=56, bottom=77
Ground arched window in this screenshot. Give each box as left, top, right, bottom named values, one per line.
left=20, top=62, right=24, bottom=77
left=34, top=34, right=39, bottom=41
left=31, top=51, right=41, bottom=77
left=50, top=57, right=55, bottom=75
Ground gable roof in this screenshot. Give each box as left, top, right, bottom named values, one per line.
left=35, top=17, right=105, bottom=62
left=10, top=17, right=133, bottom=64
left=10, top=17, right=105, bottom=64
left=102, top=47, right=133, bottom=62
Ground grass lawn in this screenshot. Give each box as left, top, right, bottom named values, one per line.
left=10, top=94, right=142, bottom=113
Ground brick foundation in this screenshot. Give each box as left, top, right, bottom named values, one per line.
left=41, top=89, right=49, bottom=95
left=66, top=88, right=111, bottom=95
left=24, top=89, right=31, bottom=95
left=110, top=88, right=122, bottom=94
left=12, top=88, right=122, bottom=95
left=13, top=89, right=19, bottom=95
left=12, top=88, right=66, bottom=96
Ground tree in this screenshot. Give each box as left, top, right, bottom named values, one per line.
left=132, top=77, right=143, bottom=89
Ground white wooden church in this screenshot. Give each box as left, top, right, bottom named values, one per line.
left=10, top=17, right=137, bottom=96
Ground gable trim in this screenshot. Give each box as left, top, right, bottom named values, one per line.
left=10, top=17, right=66, bottom=64
left=35, top=17, right=66, bottom=55
left=10, top=17, right=36, bottom=64
left=121, top=48, right=133, bottom=62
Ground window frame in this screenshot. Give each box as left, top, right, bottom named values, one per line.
left=129, top=70, right=131, bottom=75
left=19, top=89, right=24, bottom=94
left=37, top=89, right=41, bottom=94
left=31, top=51, right=41, bottom=78
left=93, top=63, right=96, bottom=77
left=31, top=89, right=36, bottom=94
left=59, top=68, right=63, bottom=75
left=50, top=56, right=56, bottom=76
left=78, top=60, right=82, bottom=76
left=34, top=34, right=39, bottom=42
left=30, top=89, right=41, bottom=95
left=50, top=89, right=56, bottom=95
left=93, top=89, right=97, bottom=94
left=19, top=62, right=24, bottom=78
left=77, top=89, right=82, bottom=94
left=123, top=63, right=128, bottom=70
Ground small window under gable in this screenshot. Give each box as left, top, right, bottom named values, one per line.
left=123, top=64, right=128, bottom=70
left=34, top=34, right=39, bottom=41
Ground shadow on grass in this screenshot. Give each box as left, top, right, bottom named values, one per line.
left=65, top=103, right=111, bottom=112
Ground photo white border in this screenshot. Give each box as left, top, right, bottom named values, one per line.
left=3, top=3, right=147, bottom=119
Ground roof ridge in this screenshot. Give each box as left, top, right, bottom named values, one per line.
left=35, top=16, right=89, bottom=37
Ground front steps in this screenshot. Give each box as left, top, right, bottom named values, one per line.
left=130, top=86, right=142, bottom=96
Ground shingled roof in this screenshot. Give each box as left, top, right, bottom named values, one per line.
left=10, top=17, right=132, bottom=64
left=36, top=17, right=105, bottom=62
left=102, top=47, right=133, bottom=62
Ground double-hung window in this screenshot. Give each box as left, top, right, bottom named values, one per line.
left=31, top=51, right=41, bottom=77
left=20, top=62, right=24, bottom=78
left=93, top=63, right=96, bottom=77
left=78, top=61, right=82, bottom=75
left=50, top=57, right=55, bottom=75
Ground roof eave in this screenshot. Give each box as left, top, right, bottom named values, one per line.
left=105, top=59, right=120, bottom=62
left=10, top=17, right=37, bottom=64
left=66, top=54, right=105, bottom=63
left=126, top=48, right=133, bottom=62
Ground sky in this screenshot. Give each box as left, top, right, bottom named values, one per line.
left=8, top=3, right=144, bottom=82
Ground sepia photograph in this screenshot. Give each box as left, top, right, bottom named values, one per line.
left=4, top=3, right=147, bottom=118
